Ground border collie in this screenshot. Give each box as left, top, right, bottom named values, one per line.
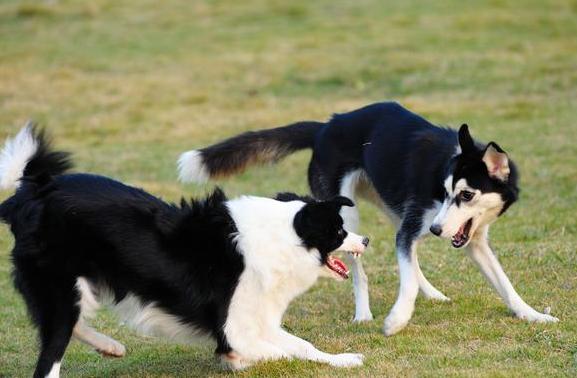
left=0, top=125, right=369, bottom=378
left=178, top=101, right=559, bottom=336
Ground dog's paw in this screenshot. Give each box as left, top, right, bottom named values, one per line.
left=219, top=352, right=252, bottom=370
left=328, top=353, right=364, bottom=367
left=422, top=290, right=451, bottom=302
left=430, top=294, right=451, bottom=302
left=515, top=309, right=559, bottom=323
left=96, top=339, right=126, bottom=358
left=352, top=310, right=374, bottom=323
left=383, top=312, right=410, bottom=336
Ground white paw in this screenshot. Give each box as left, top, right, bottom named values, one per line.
left=422, top=290, right=451, bottom=302
left=96, top=339, right=126, bottom=358
left=219, top=352, right=252, bottom=370
left=515, top=309, right=559, bottom=323
left=328, top=353, right=364, bottom=367
left=352, top=310, right=374, bottom=323
left=383, top=311, right=410, bottom=336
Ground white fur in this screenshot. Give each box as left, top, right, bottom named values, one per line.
left=339, top=170, right=373, bottom=322
left=429, top=176, right=558, bottom=327
left=414, top=252, right=450, bottom=301
left=178, top=150, right=209, bottom=183
left=340, top=232, right=367, bottom=254
left=223, top=196, right=364, bottom=368
left=110, top=292, right=209, bottom=343
left=415, top=203, right=451, bottom=301
left=70, top=197, right=365, bottom=370
left=73, top=278, right=127, bottom=357
left=340, top=170, right=448, bottom=324
left=467, top=226, right=558, bottom=323
left=74, top=277, right=208, bottom=349
left=45, top=362, right=61, bottom=378
left=384, top=246, right=419, bottom=336
left=75, top=277, right=100, bottom=320
left=0, top=123, right=38, bottom=190
left=432, top=178, right=505, bottom=246
left=73, top=322, right=126, bottom=357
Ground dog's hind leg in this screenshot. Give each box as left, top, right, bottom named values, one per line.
left=467, top=226, right=558, bottom=323
left=339, top=170, right=373, bottom=322
left=73, top=322, right=126, bottom=357
left=73, top=277, right=126, bottom=357
left=415, top=251, right=450, bottom=301
left=13, top=261, right=80, bottom=378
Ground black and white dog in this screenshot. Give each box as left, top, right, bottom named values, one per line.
left=178, top=101, right=559, bottom=336
left=0, top=125, right=369, bottom=378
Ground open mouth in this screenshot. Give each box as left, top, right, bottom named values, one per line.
left=451, top=218, right=473, bottom=248
left=326, top=255, right=349, bottom=279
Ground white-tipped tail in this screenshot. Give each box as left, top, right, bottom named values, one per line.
left=0, top=123, right=38, bottom=190
left=178, top=150, right=209, bottom=183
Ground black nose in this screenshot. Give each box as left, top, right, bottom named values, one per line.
left=429, top=224, right=442, bottom=236
left=362, top=237, right=370, bottom=247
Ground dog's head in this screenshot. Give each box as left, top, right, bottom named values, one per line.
left=276, top=193, right=369, bottom=281
left=430, top=124, right=519, bottom=248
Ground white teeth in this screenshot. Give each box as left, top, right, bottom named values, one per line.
left=348, top=251, right=360, bottom=259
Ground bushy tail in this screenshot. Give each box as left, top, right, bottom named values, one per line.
left=177, top=121, right=324, bottom=183
left=0, top=122, right=72, bottom=190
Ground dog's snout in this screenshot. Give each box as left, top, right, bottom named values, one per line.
left=429, top=224, right=442, bottom=236
left=362, top=237, right=370, bottom=247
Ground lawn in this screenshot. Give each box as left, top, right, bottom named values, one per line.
left=0, top=0, right=576, bottom=376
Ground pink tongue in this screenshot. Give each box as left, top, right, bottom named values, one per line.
left=456, top=221, right=468, bottom=238
left=458, top=223, right=466, bottom=235
left=331, top=256, right=348, bottom=272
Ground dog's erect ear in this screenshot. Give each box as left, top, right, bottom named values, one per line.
left=458, top=124, right=476, bottom=153
left=329, top=196, right=354, bottom=208
left=482, top=142, right=510, bottom=181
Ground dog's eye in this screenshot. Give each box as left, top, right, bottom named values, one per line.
left=337, top=229, right=345, bottom=237
left=459, top=190, right=475, bottom=202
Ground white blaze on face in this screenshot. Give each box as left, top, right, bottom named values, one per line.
left=338, top=231, right=367, bottom=254
left=432, top=176, right=505, bottom=243
left=320, top=230, right=368, bottom=281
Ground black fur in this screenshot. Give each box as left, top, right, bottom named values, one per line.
left=200, top=121, right=323, bottom=177
left=293, top=200, right=352, bottom=261
left=193, top=102, right=519, bottom=253
left=453, top=126, right=519, bottom=214
left=275, top=192, right=354, bottom=263
left=1, top=131, right=245, bottom=377
left=2, top=128, right=365, bottom=376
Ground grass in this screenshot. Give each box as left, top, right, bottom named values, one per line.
left=0, top=0, right=576, bottom=376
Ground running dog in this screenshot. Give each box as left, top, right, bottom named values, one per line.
left=178, top=101, right=559, bottom=336
left=0, top=125, right=369, bottom=378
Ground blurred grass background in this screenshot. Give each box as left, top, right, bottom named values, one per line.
left=0, top=0, right=576, bottom=376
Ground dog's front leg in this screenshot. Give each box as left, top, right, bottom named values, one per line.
left=383, top=232, right=419, bottom=336
left=467, top=225, right=559, bottom=323
left=274, top=329, right=363, bottom=367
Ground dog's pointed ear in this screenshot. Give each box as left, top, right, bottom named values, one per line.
left=329, top=196, right=354, bottom=208
left=482, top=142, right=510, bottom=181
left=458, top=124, right=476, bottom=153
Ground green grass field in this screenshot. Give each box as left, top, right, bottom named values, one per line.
left=1, top=0, right=576, bottom=376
